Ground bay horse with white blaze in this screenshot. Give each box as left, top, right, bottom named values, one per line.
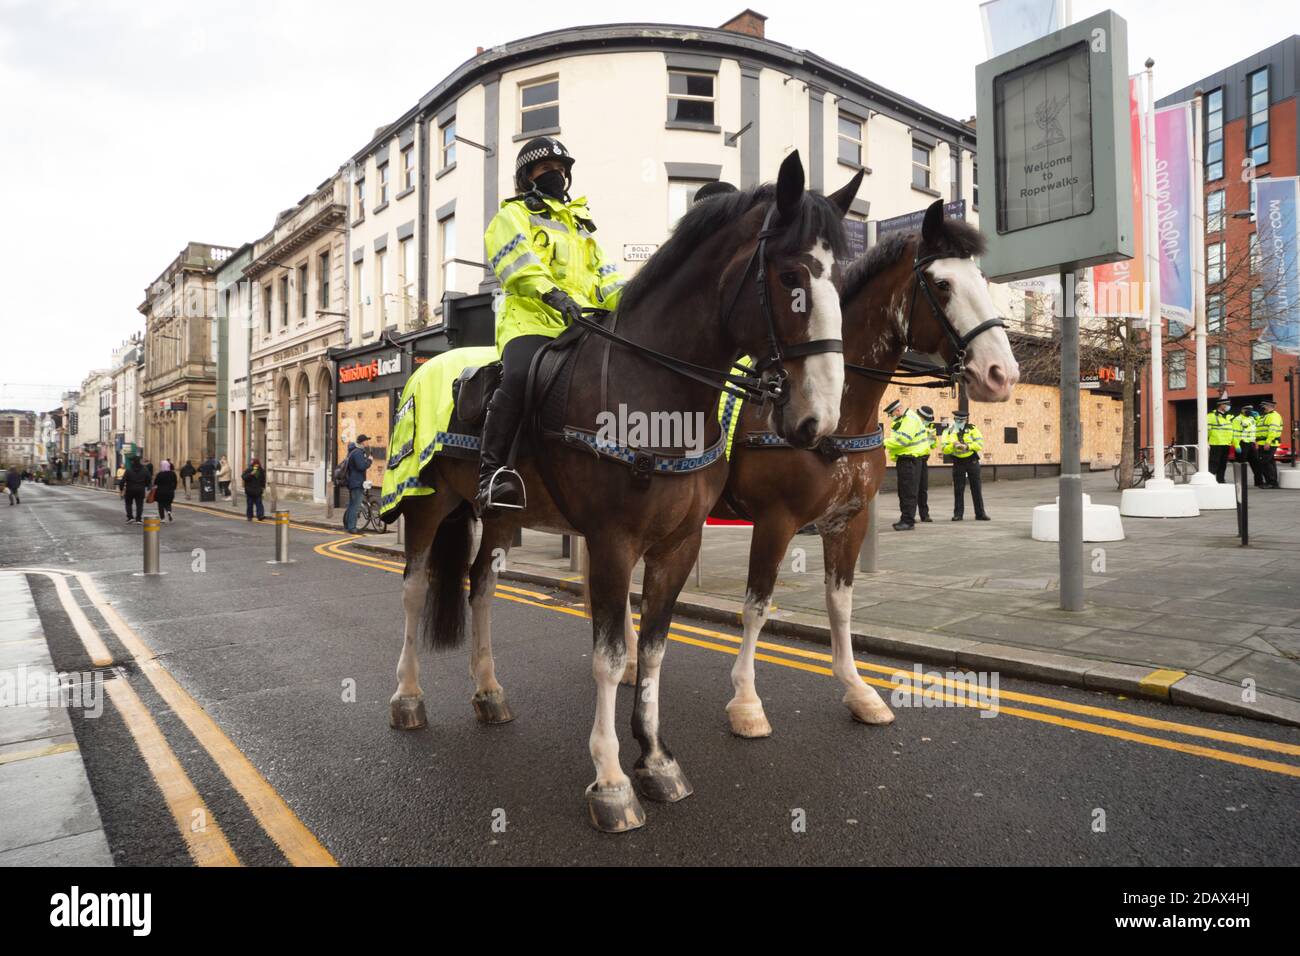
left=390, top=152, right=865, bottom=832
left=616, top=200, right=1021, bottom=734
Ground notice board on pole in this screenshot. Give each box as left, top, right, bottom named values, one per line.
left=975, top=9, right=1133, bottom=282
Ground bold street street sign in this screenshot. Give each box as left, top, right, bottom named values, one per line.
left=975, top=9, right=1133, bottom=282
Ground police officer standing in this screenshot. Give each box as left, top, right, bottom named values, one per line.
left=1206, top=397, right=1234, bottom=484
left=1257, top=398, right=1282, bottom=489
left=943, top=410, right=990, bottom=521
left=916, top=405, right=936, bottom=523
left=884, top=399, right=929, bottom=531
left=1233, top=404, right=1258, bottom=486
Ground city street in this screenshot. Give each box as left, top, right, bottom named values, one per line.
left=3, top=481, right=1298, bottom=866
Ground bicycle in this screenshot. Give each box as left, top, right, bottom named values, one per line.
left=1113, top=446, right=1191, bottom=489
left=357, top=481, right=389, bottom=533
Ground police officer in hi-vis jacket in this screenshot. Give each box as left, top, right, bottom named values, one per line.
left=942, top=410, right=990, bottom=521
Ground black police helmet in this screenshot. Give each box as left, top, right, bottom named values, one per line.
left=514, top=137, right=574, bottom=194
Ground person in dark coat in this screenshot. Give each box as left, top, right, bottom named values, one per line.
left=241, top=458, right=267, bottom=521
left=5, top=467, right=21, bottom=505
left=121, top=457, right=149, bottom=523
left=198, top=456, right=217, bottom=499
left=179, top=459, right=196, bottom=498
left=153, top=459, right=178, bottom=522
left=342, top=436, right=373, bottom=533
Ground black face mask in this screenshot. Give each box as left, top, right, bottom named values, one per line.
left=532, top=169, right=567, bottom=199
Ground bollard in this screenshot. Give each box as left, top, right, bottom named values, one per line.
left=268, top=510, right=293, bottom=564
left=135, top=516, right=164, bottom=576
left=568, top=535, right=581, bottom=572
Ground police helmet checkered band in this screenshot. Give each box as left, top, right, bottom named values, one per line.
left=954, top=409, right=969, bottom=420
left=918, top=405, right=935, bottom=422
left=515, top=137, right=574, bottom=192
left=882, top=399, right=901, bottom=416
left=1261, top=399, right=1276, bottom=407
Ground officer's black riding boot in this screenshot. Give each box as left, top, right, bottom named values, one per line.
left=476, top=390, right=526, bottom=512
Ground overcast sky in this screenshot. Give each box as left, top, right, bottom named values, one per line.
left=1, top=0, right=1293, bottom=411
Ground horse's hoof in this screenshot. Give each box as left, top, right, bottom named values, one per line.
left=633, top=758, right=694, bottom=803
left=389, top=696, right=427, bottom=730
left=586, top=781, right=646, bottom=833
left=846, top=690, right=895, bottom=725
left=471, top=688, right=514, bottom=724
left=726, top=699, right=773, bottom=738
left=619, top=662, right=638, bottom=687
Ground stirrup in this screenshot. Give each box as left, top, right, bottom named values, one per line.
left=485, top=466, right=526, bottom=511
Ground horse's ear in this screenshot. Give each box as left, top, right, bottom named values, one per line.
left=920, top=200, right=945, bottom=248
left=776, top=150, right=805, bottom=222
left=826, top=168, right=864, bottom=218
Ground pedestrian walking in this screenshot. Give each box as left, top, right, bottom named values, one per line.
left=884, top=400, right=929, bottom=531
left=5, top=466, right=21, bottom=505
left=153, top=459, right=178, bottom=522
left=1257, top=399, right=1282, bottom=489
left=121, top=456, right=149, bottom=523
left=342, top=436, right=374, bottom=533
left=916, top=405, right=936, bottom=523
left=217, top=455, right=232, bottom=499
left=1207, top=397, right=1234, bottom=483
left=943, top=410, right=990, bottom=521
left=241, top=458, right=267, bottom=521
left=180, top=460, right=196, bottom=498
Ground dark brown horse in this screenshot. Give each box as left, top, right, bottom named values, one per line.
left=390, top=152, right=864, bottom=832
left=612, top=201, right=1020, bottom=733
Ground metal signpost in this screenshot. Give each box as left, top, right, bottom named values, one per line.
left=976, top=10, right=1133, bottom=610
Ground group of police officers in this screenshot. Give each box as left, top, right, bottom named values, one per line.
left=1206, top=396, right=1285, bottom=489
left=884, top=399, right=989, bottom=531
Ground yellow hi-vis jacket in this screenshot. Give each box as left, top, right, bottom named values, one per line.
left=484, top=193, right=625, bottom=354
left=1233, top=414, right=1257, bottom=445
left=884, top=410, right=929, bottom=461
left=1206, top=410, right=1235, bottom=446
left=941, top=423, right=985, bottom=458
left=1258, top=410, right=1283, bottom=447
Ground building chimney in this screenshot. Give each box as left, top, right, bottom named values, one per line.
left=719, top=9, right=767, bottom=38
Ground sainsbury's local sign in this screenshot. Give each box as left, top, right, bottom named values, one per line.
left=339, top=354, right=402, bottom=385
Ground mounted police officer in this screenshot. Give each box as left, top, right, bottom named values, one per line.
left=943, top=410, right=989, bottom=521
left=1207, top=396, right=1234, bottom=484
left=478, top=136, right=626, bottom=512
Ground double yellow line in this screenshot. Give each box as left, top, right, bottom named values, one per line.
left=11, top=566, right=336, bottom=867
left=313, top=538, right=1300, bottom=780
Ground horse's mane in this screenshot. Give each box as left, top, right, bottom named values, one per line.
left=840, top=217, right=986, bottom=302
left=618, top=183, right=850, bottom=313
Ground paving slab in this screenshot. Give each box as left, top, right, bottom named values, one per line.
left=1061, top=630, right=1230, bottom=672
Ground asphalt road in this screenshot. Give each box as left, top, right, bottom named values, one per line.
left=4, top=481, right=1299, bottom=866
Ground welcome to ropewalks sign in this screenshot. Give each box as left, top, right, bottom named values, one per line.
left=976, top=9, right=1133, bottom=282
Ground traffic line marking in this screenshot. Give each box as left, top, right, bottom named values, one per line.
left=1139, top=668, right=1188, bottom=698
left=103, top=678, right=241, bottom=867
left=10, top=563, right=339, bottom=868
left=0, top=741, right=79, bottom=766
left=6, top=570, right=114, bottom=667
left=306, top=539, right=1300, bottom=776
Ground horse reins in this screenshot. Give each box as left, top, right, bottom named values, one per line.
left=570, top=203, right=842, bottom=407
left=845, top=249, right=1006, bottom=389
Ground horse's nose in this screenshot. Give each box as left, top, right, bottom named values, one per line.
left=988, top=363, right=1019, bottom=389
left=793, top=416, right=821, bottom=448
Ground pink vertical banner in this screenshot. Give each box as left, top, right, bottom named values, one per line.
left=1155, top=103, right=1195, bottom=327
left=1092, top=76, right=1145, bottom=317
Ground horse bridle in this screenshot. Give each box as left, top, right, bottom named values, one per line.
left=720, top=205, right=843, bottom=407
left=846, top=250, right=1006, bottom=388
left=572, top=203, right=842, bottom=407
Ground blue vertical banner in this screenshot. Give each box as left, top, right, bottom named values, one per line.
left=1256, top=177, right=1300, bottom=354
left=1154, top=103, right=1194, bottom=332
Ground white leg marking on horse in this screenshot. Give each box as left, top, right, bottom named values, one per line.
left=469, top=572, right=503, bottom=697
left=620, top=597, right=638, bottom=686
left=590, top=642, right=630, bottom=789
left=827, top=579, right=894, bottom=725
left=395, top=564, right=426, bottom=700
left=726, top=592, right=773, bottom=737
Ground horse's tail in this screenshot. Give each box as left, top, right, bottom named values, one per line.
left=579, top=537, right=591, bottom=619
left=421, top=501, right=473, bottom=650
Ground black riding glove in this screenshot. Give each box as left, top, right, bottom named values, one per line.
left=541, top=288, right=585, bottom=325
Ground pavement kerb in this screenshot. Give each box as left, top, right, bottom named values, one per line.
left=167, top=503, right=1300, bottom=731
